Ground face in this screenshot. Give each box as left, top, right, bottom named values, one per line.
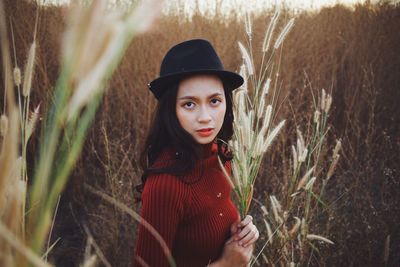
left=176, top=74, right=226, bottom=145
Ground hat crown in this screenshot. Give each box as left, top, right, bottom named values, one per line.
left=149, top=39, right=243, bottom=100
left=160, top=39, right=224, bottom=76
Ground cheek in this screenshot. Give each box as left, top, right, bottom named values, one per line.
left=176, top=107, right=191, bottom=130
left=215, top=103, right=227, bottom=125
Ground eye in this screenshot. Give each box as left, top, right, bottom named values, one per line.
left=183, top=101, right=195, bottom=109
left=210, top=98, right=222, bottom=106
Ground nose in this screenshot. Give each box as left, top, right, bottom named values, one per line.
left=197, top=106, right=212, bottom=123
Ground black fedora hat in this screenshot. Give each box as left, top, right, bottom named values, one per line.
left=148, top=39, right=244, bottom=100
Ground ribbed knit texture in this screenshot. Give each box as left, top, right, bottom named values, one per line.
left=133, top=143, right=239, bottom=267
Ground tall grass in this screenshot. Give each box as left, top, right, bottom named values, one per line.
left=0, top=0, right=167, bottom=266
left=219, top=11, right=339, bottom=266
left=254, top=88, right=339, bottom=266
left=218, top=9, right=290, bottom=219
left=2, top=1, right=400, bottom=266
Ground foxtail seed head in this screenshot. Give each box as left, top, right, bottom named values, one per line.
left=325, top=94, right=332, bottom=113
left=239, top=64, right=248, bottom=92
left=22, top=42, right=36, bottom=97
left=261, top=78, right=271, bottom=96
left=314, top=110, right=321, bottom=124
left=326, top=155, right=340, bottom=180
left=333, top=139, right=342, bottom=159
left=0, top=114, right=8, bottom=136
left=292, top=145, right=298, bottom=171
left=321, top=89, right=326, bottom=111
left=274, top=18, right=295, bottom=49
left=257, top=97, right=265, bottom=119
left=306, top=234, right=334, bottom=245
left=260, top=205, right=268, bottom=216
left=304, top=177, right=316, bottom=190
left=238, top=41, right=254, bottom=75
left=270, top=196, right=280, bottom=222
left=301, top=218, right=307, bottom=236
left=260, top=105, right=272, bottom=136
left=244, top=12, right=252, bottom=40
left=262, top=9, right=280, bottom=52
left=298, top=148, right=308, bottom=163
left=263, top=120, right=285, bottom=152
left=13, top=67, right=21, bottom=87
left=296, top=166, right=315, bottom=191
left=264, top=219, right=273, bottom=241
left=289, top=217, right=301, bottom=236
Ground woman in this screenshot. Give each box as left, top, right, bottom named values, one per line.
left=134, top=39, right=259, bottom=267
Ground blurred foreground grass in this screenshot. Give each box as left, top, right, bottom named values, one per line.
left=2, top=0, right=399, bottom=266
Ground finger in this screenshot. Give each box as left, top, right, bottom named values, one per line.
left=244, top=243, right=255, bottom=255
left=238, top=215, right=253, bottom=227
left=225, top=235, right=235, bottom=245
left=242, top=229, right=260, bottom=247
left=239, top=232, right=254, bottom=246
left=236, top=221, right=256, bottom=240
left=230, top=222, right=239, bottom=235
left=235, top=225, right=252, bottom=241
left=237, top=225, right=257, bottom=246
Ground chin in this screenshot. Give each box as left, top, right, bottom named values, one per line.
left=195, top=139, right=213, bottom=145
left=194, top=135, right=216, bottom=145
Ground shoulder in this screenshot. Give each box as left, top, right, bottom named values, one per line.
left=150, top=147, right=178, bottom=169
left=141, top=173, right=189, bottom=218
left=145, top=172, right=186, bottom=188
left=143, top=172, right=189, bottom=201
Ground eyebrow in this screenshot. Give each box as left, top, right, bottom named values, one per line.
left=177, top=93, right=223, bottom=101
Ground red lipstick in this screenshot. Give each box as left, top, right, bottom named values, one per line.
left=196, top=128, right=213, bottom=137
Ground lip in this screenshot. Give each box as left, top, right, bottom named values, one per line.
left=196, top=128, right=214, bottom=137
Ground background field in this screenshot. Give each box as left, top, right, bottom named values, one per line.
left=3, top=0, right=400, bottom=266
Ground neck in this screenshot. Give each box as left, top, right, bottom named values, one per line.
left=200, top=141, right=216, bottom=158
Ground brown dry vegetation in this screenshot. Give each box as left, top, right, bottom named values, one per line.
left=2, top=0, right=400, bottom=266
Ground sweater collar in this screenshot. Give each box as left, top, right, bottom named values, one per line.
left=200, top=141, right=218, bottom=159
left=156, top=141, right=218, bottom=164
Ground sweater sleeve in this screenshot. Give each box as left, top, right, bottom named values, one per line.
left=133, top=173, right=187, bottom=267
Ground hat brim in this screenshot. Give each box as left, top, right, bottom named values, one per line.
left=149, top=69, right=244, bottom=100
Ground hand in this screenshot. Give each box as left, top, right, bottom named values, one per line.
left=211, top=236, right=253, bottom=267
left=230, top=215, right=259, bottom=248
left=208, top=215, right=259, bottom=267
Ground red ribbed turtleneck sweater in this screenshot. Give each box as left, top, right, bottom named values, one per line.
left=133, top=142, right=239, bottom=267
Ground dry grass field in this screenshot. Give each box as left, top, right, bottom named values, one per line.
left=2, top=0, right=400, bottom=266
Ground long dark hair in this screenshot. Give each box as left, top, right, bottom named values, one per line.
left=134, top=80, right=234, bottom=199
